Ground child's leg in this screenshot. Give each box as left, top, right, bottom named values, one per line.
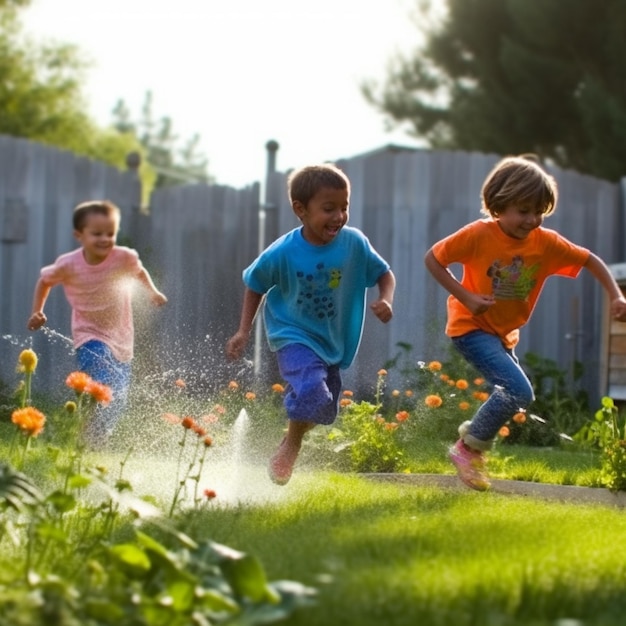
left=76, top=340, right=131, bottom=445
left=452, top=330, right=534, bottom=451
left=269, top=344, right=341, bottom=485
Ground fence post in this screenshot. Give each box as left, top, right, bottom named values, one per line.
left=253, top=140, right=280, bottom=377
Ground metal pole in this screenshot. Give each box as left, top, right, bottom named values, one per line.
left=253, top=140, right=279, bottom=376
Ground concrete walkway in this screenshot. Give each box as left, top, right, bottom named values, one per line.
left=366, top=473, right=626, bottom=508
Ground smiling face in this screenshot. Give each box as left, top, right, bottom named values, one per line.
left=293, top=186, right=349, bottom=245
left=496, top=204, right=544, bottom=239
left=74, top=212, right=119, bottom=264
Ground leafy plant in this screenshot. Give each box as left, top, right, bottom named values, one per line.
left=574, top=396, right=626, bottom=491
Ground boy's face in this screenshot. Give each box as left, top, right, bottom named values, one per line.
left=74, top=212, right=119, bottom=264
left=293, top=186, right=349, bottom=246
left=496, top=204, right=544, bottom=240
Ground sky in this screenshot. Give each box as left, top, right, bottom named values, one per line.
left=21, top=0, right=434, bottom=188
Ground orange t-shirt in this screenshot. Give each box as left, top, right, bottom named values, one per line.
left=431, top=219, right=590, bottom=348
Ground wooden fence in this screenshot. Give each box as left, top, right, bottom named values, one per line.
left=1, top=135, right=625, bottom=410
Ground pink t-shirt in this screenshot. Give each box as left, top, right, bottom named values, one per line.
left=40, top=246, right=143, bottom=362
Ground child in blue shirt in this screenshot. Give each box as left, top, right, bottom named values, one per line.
left=226, top=163, right=395, bottom=485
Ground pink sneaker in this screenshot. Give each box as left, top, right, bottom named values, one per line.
left=268, top=438, right=299, bottom=486
left=448, top=439, right=490, bottom=491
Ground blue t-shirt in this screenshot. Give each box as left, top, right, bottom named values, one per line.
left=243, top=226, right=390, bottom=369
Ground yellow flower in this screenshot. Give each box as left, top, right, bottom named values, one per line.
left=427, top=361, right=442, bottom=371
left=17, top=349, right=38, bottom=374
left=12, top=407, right=46, bottom=437
left=425, top=394, right=443, bottom=408
left=65, top=401, right=77, bottom=414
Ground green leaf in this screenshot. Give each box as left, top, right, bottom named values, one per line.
left=46, top=490, right=77, bottom=513
left=68, top=474, right=92, bottom=489
left=109, top=543, right=151, bottom=578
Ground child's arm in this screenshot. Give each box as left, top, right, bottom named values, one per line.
left=137, top=267, right=168, bottom=306
left=225, top=288, right=264, bottom=360
left=27, top=278, right=52, bottom=331
left=584, top=253, right=626, bottom=321
left=370, top=270, right=395, bottom=323
left=424, top=248, right=496, bottom=315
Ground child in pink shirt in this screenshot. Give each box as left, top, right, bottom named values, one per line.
left=27, top=200, right=167, bottom=446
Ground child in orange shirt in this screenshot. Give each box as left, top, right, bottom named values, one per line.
left=425, top=156, right=626, bottom=490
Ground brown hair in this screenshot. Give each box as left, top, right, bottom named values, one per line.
left=480, top=156, right=558, bottom=217
left=287, top=163, right=350, bottom=206
left=73, top=200, right=121, bottom=231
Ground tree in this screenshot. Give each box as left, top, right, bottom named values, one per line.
left=363, top=0, right=626, bottom=181
left=111, top=91, right=210, bottom=188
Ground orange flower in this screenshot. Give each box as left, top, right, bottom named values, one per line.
left=181, top=416, right=195, bottom=430
left=427, top=361, right=442, bottom=371
left=204, top=489, right=217, bottom=499
left=512, top=411, right=526, bottom=424
left=395, top=410, right=410, bottom=422
left=12, top=407, right=46, bottom=437
left=440, top=374, right=450, bottom=382
left=473, top=391, right=490, bottom=402
left=458, top=401, right=470, bottom=410
left=85, top=380, right=112, bottom=405
left=245, top=391, right=256, bottom=401
left=203, top=436, right=213, bottom=447
left=228, top=381, right=239, bottom=390
left=499, top=426, right=510, bottom=437
left=162, top=413, right=182, bottom=425
left=404, top=390, right=414, bottom=398
left=385, top=422, right=399, bottom=431
left=201, top=413, right=219, bottom=424
left=192, top=423, right=207, bottom=437
left=425, top=394, right=443, bottom=408
left=271, top=383, right=285, bottom=393
left=375, top=415, right=386, bottom=424
left=339, top=398, right=352, bottom=407
left=447, top=379, right=456, bottom=386
left=474, top=378, right=485, bottom=386
left=174, top=378, right=186, bottom=388
left=455, top=379, right=469, bottom=390
left=342, top=390, right=354, bottom=397
left=212, top=404, right=226, bottom=415
left=391, top=389, right=400, bottom=397
left=66, top=371, right=91, bottom=394
left=377, top=369, right=388, bottom=376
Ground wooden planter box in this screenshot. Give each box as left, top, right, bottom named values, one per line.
left=602, top=264, right=626, bottom=401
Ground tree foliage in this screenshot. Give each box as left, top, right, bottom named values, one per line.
left=363, top=0, right=626, bottom=181
left=112, top=91, right=210, bottom=188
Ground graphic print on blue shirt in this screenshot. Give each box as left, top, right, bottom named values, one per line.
left=296, top=262, right=342, bottom=320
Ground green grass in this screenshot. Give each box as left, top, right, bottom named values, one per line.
left=182, top=473, right=626, bottom=626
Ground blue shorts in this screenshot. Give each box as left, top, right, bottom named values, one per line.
left=276, top=344, right=341, bottom=425
left=76, top=340, right=131, bottom=437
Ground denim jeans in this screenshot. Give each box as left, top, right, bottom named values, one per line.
left=451, top=330, right=534, bottom=450
left=76, top=339, right=131, bottom=441
left=276, top=344, right=342, bottom=425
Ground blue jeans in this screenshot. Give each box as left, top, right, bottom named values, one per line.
left=451, top=330, right=534, bottom=451
left=276, top=344, right=342, bottom=425
left=76, top=340, right=131, bottom=440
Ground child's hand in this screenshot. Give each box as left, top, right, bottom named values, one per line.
left=464, top=293, right=496, bottom=316
left=611, top=296, right=626, bottom=322
left=27, top=312, right=47, bottom=331
left=151, top=292, right=168, bottom=307
left=371, top=299, right=393, bottom=323
left=225, top=331, right=250, bottom=360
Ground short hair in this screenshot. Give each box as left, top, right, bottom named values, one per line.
left=73, top=200, right=121, bottom=231
left=480, top=156, right=558, bottom=217
left=287, top=163, right=350, bottom=206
